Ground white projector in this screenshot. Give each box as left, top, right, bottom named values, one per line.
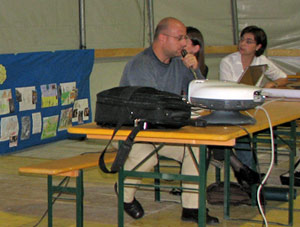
left=188, top=80, right=265, bottom=125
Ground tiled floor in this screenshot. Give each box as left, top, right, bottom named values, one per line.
left=0, top=137, right=299, bottom=227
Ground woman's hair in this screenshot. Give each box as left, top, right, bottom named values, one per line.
left=240, top=25, right=267, bottom=57
left=186, top=26, right=208, bottom=77
left=186, top=26, right=204, bottom=58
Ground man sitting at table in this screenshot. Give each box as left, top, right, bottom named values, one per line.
left=118, top=17, right=219, bottom=225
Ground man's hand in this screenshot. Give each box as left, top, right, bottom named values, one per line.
left=182, top=54, right=199, bottom=70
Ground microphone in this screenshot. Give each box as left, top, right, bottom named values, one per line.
left=181, top=49, right=188, bottom=58
left=181, top=49, right=198, bottom=79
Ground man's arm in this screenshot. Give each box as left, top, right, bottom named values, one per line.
left=120, top=57, right=158, bottom=88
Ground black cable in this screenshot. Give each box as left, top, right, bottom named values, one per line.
left=225, top=123, right=260, bottom=170
left=32, top=176, right=71, bottom=227
left=234, top=124, right=261, bottom=172
left=226, top=123, right=267, bottom=217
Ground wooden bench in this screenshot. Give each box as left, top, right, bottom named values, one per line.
left=18, top=152, right=116, bottom=227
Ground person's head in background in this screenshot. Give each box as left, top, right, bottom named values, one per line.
left=239, top=25, right=267, bottom=58
left=152, top=17, right=188, bottom=63
left=185, top=26, right=208, bottom=78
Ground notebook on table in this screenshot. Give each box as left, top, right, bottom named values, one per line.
left=238, top=64, right=267, bottom=86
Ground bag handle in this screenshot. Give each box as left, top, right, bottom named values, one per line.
left=98, top=120, right=122, bottom=173
left=98, top=121, right=145, bottom=173
left=98, top=86, right=144, bottom=174
left=189, top=118, right=207, bottom=127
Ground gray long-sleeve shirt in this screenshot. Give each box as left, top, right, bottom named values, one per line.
left=120, top=46, right=203, bottom=95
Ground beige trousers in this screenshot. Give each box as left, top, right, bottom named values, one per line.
left=123, top=142, right=201, bottom=209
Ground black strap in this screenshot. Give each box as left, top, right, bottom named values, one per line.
left=98, top=121, right=145, bottom=173
left=111, top=122, right=145, bottom=172
left=98, top=120, right=122, bottom=173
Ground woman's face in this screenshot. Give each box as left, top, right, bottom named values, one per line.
left=238, top=33, right=261, bottom=57
left=185, top=38, right=199, bottom=55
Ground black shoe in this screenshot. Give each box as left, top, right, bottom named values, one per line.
left=124, top=198, right=144, bottom=219
left=114, top=183, right=144, bottom=219
left=234, top=165, right=261, bottom=188
left=181, top=208, right=219, bottom=225
left=114, top=182, right=118, bottom=195
left=169, top=188, right=182, bottom=196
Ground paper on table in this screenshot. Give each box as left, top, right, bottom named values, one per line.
left=262, top=88, right=300, bottom=98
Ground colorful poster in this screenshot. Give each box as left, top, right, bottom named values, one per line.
left=72, top=98, right=90, bottom=124
left=21, top=116, right=31, bottom=140
left=0, top=115, right=19, bottom=143
left=0, top=64, right=7, bottom=84
left=59, top=82, right=77, bottom=106
left=41, top=83, right=58, bottom=108
left=16, top=86, right=37, bottom=111
left=0, top=89, right=14, bottom=115
left=58, top=107, right=73, bottom=131
left=41, top=115, right=59, bottom=139
left=32, top=112, right=42, bottom=134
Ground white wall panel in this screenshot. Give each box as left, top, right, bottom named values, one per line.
left=85, top=0, right=146, bottom=48
left=153, top=0, right=233, bottom=45
left=237, top=0, right=300, bottom=49
left=0, top=0, right=79, bottom=54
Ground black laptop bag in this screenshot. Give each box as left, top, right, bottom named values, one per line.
left=95, top=86, right=206, bottom=173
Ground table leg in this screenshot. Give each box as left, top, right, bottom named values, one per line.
left=288, top=120, right=296, bottom=226
left=198, top=145, right=207, bottom=227
left=224, top=148, right=230, bottom=219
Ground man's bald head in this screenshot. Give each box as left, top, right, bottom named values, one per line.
left=153, top=17, right=185, bottom=40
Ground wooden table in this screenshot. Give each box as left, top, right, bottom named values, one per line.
left=68, top=101, right=300, bottom=227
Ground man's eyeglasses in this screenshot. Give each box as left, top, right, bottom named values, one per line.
left=162, top=33, right=189, bottom=41
left=239, top=38, right=256, bottom=45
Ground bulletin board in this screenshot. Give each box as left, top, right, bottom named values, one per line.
left=0, top=49, right=94, bottom=155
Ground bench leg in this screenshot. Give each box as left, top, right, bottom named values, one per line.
left=47, top=175, right=53, bottom=227
left=47, top=171, right=84, bottom=227
left=118, top=168, right=124, bottom=227
left=76, top=170, right=84, bottom=227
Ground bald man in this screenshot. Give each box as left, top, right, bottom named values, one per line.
left=119, top=17, right=218, bottom=225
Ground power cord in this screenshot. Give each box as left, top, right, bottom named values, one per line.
left=254, top=105, right=275, bottom=227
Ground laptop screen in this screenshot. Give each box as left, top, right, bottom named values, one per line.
left=238, top=64, right=267, bottom=86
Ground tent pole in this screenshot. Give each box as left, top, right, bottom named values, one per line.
left=79, top=0, right=86, bottom=49
left=146, top=0, right=154, bottom=44
left=230, top=0, right=239, bottom=45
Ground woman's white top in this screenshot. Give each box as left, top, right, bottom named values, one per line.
left=219, top=51, right=287, bottom=83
